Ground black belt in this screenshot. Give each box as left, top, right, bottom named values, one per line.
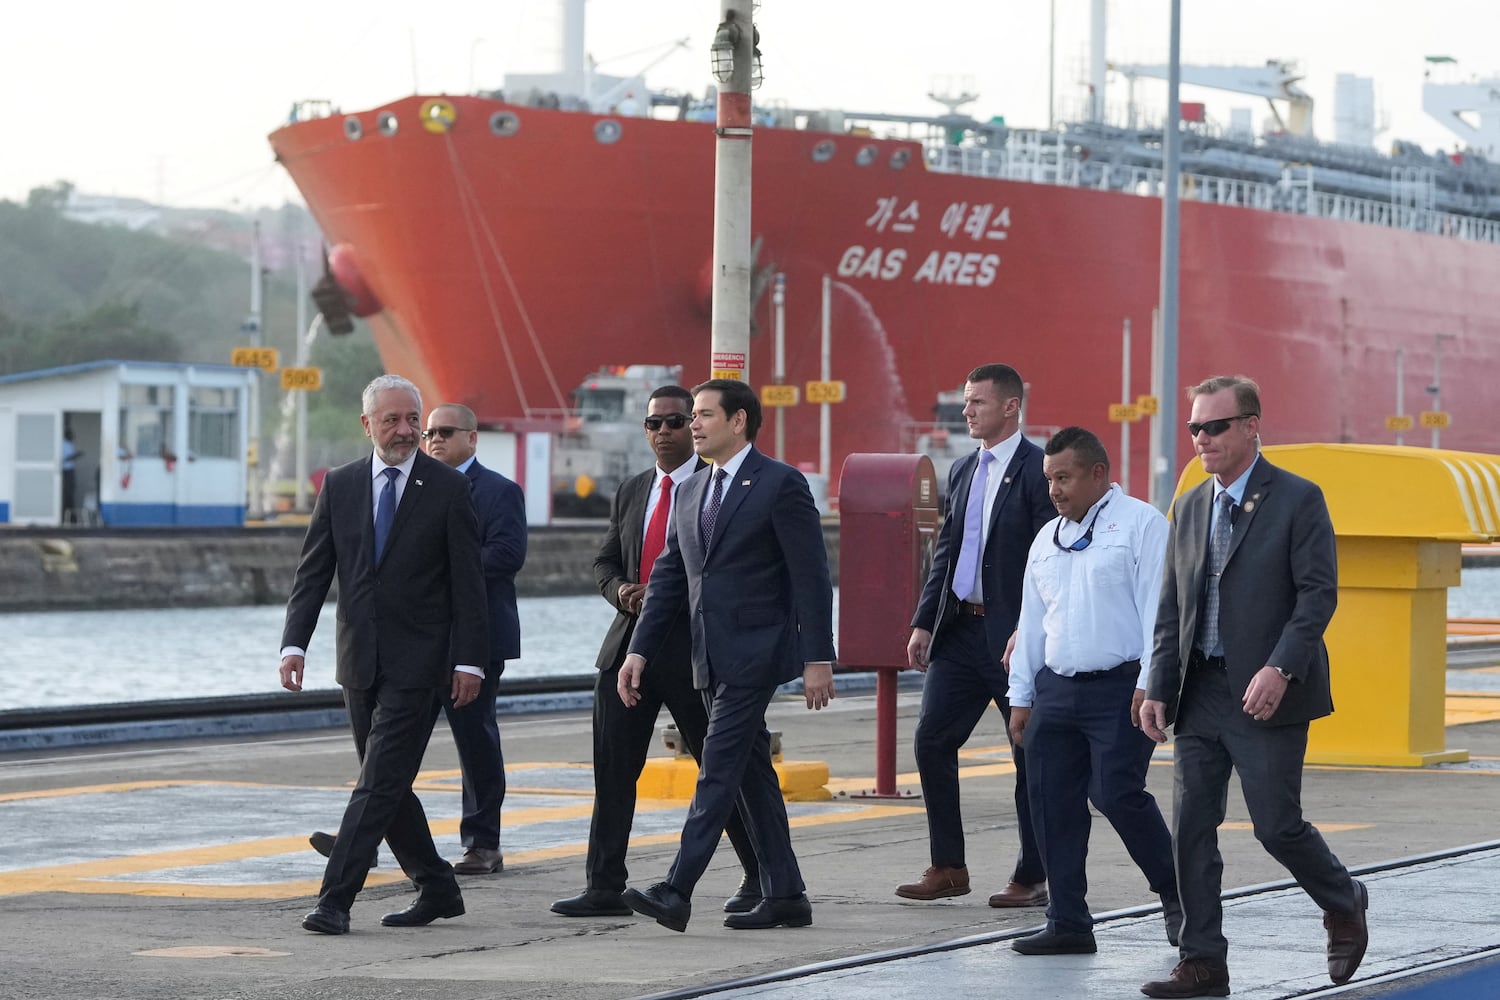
left=1191, top=649, right=1227, bottom=670
left=1060, top=659, right=1141, bottom=681
left=956, top=600, right=985, bottom=617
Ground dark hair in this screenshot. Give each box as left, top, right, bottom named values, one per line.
left=1044, top=425, right=1111, bottom=474
left=966, top=363, right=1026, bottom=404
left=1187, top=375, right=1260, bottom=418
left=648, top=384, right=693, bottom=410
left=692, top=378, right=763, bottom=441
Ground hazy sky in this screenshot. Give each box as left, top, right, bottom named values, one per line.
left=3, top=0, right=1497, bottom=209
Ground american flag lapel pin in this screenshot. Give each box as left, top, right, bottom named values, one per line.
left=741, top=479, right=751, bottom=486
left=414, top=479, right=423, bottom=486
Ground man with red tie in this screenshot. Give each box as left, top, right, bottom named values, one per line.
left=552, top=385, right=759, bottom=919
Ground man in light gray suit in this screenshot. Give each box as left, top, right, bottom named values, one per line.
left=1140, top=375, right=1369, bottom=999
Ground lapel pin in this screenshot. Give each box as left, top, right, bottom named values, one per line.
left=1243, top=496, right=1256, bottom=512
left=1004, top=476, right=1012, bottom=484
left=741, top=479, right=751, bottom=486
left=414, top=479, right=423, bottom=486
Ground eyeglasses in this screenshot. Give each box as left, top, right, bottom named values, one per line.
left=420, top=425, right=473, bottom=441
left=643, top=414, right=690, bottom=431
left=1186, top=413, right=1256, bottom=437
left=1053, top=497, right=1111, bottom=552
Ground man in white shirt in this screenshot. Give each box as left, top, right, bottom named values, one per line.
left=1007, top=426, right=1179, bottom=955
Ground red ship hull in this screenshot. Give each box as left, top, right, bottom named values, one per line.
left=269, top=95, right=1500, bottom=492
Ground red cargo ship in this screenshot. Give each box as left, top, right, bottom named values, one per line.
left=268, top=84, right=1500, bottom=499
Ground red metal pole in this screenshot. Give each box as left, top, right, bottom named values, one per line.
left=875, top=668, right=897, bottom=795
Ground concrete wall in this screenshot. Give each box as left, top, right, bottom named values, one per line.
left=0, top=525, right=842, bottom=611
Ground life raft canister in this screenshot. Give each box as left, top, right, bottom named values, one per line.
left=420, top=98, right=458, bottom=134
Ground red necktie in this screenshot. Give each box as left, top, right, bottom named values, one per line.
left=639, top=476, right=673, bottom=584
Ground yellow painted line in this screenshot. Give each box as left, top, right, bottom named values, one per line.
left=1220, top=822, right=1370, bottom=833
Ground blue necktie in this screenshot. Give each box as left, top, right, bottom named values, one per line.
left=952, top=451, right=995, bottom=603
left=700, top=468, right=727, bottom=550
left=374, top=467, right=399, bottom=562
left=1201, top=491, right=1234, bottom=655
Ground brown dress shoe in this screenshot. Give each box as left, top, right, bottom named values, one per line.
left=451, top=846, right=504, bottom=875
left=1324, top=879, right=1369, bottom=985
left=988, top=880, right=1048, bottom=908
left=895, top=865, right=971, bottom=900
left=1141, top=958, right=1231, bottom=998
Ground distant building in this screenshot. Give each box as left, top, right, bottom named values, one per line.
left=0, top=361, right=254, bottom=527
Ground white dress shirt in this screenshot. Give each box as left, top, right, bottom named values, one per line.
left=1008, top=484, right=1169, bottom=707
left=955, top=431, right=1024, bottom=605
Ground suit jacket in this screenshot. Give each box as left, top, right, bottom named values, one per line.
left=466, top=459, right=527, bottom=664
left=911, top=436, right=1054, bottom=659
left=1147, top=456, right=1337, bottom=726
left=282, top=450, right=489, bottom=689
left=628, top=447, right=836, bottom=689
left=593, top=461, right=703, bottom=672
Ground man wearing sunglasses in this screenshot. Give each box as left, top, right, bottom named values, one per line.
left=421, top=404, right=526, bottom=875
left=1004, top=426, right=1178, bottom=957
left=1140, top=376, right=1367, bottom=998
left=900, top=363, right=1054, bottom=908
left=553, top=385, right=759, bottom=919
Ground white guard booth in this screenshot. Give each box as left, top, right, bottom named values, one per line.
left=0, top=360, right=254, bottom=527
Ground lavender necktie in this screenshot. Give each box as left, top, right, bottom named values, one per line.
left=952, top=451, right=995, bottom=603
left=1201, top=490, right=1234, bottom=655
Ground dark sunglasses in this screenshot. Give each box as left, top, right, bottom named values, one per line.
left=1187, top=413, right=1255, bottom=437
left=644, top=413, right=690, bottom=431
left=420, top=425, right=472, bottom=441
left=1053, top=497, right=1111, bottom=552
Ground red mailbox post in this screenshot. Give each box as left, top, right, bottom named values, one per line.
left=838, top=453, right=941, bottom=798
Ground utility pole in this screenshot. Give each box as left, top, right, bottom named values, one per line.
left=248, top=221, right=264, bottom=520
left=1151, top=0, right=1183, bottom=512
left=773, top=272, right=786, bottom=460
left=1120, top=318, right=1132, bottom=495
left=708, top=0, right=757, bottom=384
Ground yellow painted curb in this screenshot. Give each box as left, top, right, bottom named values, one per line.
left=637, top=758, right=831, bottom=802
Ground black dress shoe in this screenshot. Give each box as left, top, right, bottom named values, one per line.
left=723, top=894, right=813, bottom=929
left=1011, top=926, right=1097, bottom=955
left=309, top=831, right=377, bottom=869
left=622, top=882, right=691, bottom=932
left=380, top=894, right=465, bottom=927
left=301, top=905, right=350, bottom=935
left=552, top=888, right=634, bottom=917
left=723, top=877, right=764, bottom=914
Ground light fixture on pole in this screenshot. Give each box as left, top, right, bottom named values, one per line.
left=710, top=15, right=741, bottom=83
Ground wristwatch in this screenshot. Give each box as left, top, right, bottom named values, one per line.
left=1275, top=667, right=1294, bottom=681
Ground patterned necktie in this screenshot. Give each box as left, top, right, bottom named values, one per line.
left=374, top=467, right=399, bottom=562
left=1201, top=490, right=1234, bottom=655
left=700, top=468, right=727, bottom=550
left=639, top=475, right=673, bottom=584
left=951, top=450, right=995, bottom=603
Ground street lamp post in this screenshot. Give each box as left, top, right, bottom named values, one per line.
left=707, top=0, right=760, bottom=384
left=1151, top=0, right=1183, bottom=512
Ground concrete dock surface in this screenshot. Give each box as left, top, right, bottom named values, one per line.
left=3, top=666, right=1500, bottom=1000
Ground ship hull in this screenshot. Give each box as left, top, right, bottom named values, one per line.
left=269, top=95, right=1500, bottom=493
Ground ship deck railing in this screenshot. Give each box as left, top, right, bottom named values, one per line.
left=926, top=133, right=1500, bottom=247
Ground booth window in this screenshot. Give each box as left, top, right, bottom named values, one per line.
left=189, top=387, right=239, bottom=459
left=119, top=384, right=175, bottom=457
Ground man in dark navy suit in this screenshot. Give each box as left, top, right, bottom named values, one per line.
left=898, top=363, right=1054, bottom=907
left=421, top=403, right=526, bottom=874
left=280, top=374, right=488, bottom=935
left=552, top=385, right=759, bottom=918
left=617, top=378, right=836, bottom=933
